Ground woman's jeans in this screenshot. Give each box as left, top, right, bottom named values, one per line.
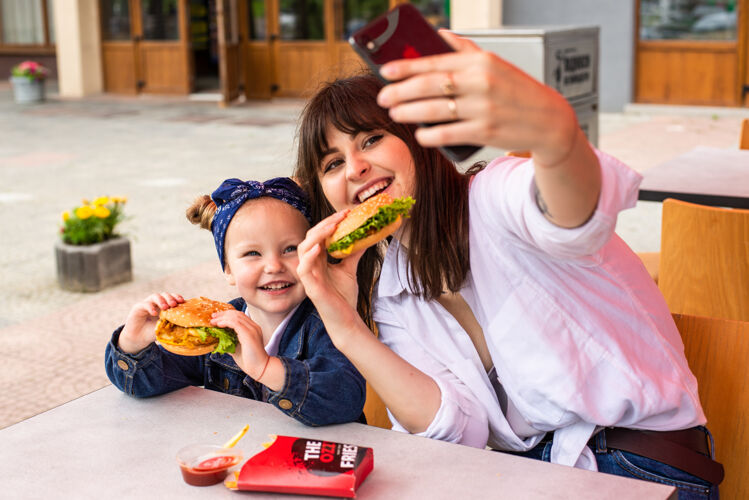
left=510, top=428, right=718, bottom=500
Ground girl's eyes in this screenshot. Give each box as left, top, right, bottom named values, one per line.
left=244, top=250, right=261, bottom=257
left=283, top=245, right=297, bottom=254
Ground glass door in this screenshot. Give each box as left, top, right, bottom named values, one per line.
left=635, top=0, right=747, bottom=106
left=137, top=0, right=191, bottom=93
left=100, top=0, right=191, bottom=94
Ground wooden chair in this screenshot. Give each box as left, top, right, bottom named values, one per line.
left=363, top=383, right=391, bottom=429
left=659, top=199, right=749, bottom=321
left=740, top=118, right=749, bottom=150
left=636, top=251, right=660, bottom=283
left=672, top=313, right=749, bottom=499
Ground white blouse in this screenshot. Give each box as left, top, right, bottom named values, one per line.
left=373, top=150, right=705, bottom=471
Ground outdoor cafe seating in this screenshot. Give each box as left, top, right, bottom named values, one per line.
left=673, top=313, right=749, bottom=500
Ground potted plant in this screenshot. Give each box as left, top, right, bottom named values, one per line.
left=10, top=60, right=48, bottom=104
left=56, top=196, right=133, bottom=292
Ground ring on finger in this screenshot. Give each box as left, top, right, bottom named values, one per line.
left=446, top=97, right=458, bottom=120
left=440, top=72, right=456, bottom=97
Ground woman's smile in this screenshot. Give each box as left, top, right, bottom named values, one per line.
left=319, top=127, right=415, bottom=213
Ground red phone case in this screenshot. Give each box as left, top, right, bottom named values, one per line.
left=349, top=5, right=482, bottom=163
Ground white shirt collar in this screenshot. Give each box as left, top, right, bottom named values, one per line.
left=377, top=238, right=412, bottom=298
left=243, top=303, right=301, bottom=357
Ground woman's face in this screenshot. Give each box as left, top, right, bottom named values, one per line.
left=318, top=125, right=416, bottom=212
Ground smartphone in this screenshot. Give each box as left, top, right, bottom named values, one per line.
left=349, top=4, right=482, bottom=163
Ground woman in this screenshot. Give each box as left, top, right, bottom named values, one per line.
left=294, top=31, right=720, bottom=499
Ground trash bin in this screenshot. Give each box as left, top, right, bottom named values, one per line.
left=457, top=26, right=600, bottom=146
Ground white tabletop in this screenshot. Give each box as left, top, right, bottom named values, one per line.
left=0, top=385, right=676, bottom=500
left=638, top=146, right=749, bottom=208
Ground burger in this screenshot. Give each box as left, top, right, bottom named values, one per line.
left=155, top=297, right=239, bottom=356
left=326, top=193, right=415, bottom=259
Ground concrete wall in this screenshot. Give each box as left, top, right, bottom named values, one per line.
left=52, top=0, right=103, bottom=97
left=502, top=0, right=636, bottom=111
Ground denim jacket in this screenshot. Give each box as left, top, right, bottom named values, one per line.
left=105, top=297, right=366, bottom=426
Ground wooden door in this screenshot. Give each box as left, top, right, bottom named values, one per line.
left=270, top=0, right=332, bottom=97
left=218, top=0, right=243, bottom=103
left=241, top=0, right=275, bottom=98
left=635, top=0, right=748, bottom=106
left=134, top=0, right=191, bottom=94
left=100, top=0, right=139, bottom=94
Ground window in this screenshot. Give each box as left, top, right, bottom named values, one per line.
left=101, top=0, right=131, bottom=41
left=279, top=0, right=324, bottom=40
left=141, top=0, right=180, bottom=40
left=0, top=0, right=53, bottom=46
left=339, top=0, right=388, bottom=40
left=410, top=0, right=449, bottom=29
left=248, top=0, right=267, bottom=40
left=640, top=0, right=737, bottom=41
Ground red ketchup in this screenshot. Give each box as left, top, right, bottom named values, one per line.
left=179, top=455, right=240, bottom=486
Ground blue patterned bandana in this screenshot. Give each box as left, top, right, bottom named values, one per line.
left=210, top=177, right=312, bottom=270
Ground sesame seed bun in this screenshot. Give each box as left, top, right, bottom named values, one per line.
left=155, top=297, right=234, bottom=356
left=325, top=193, right=405, bottom=258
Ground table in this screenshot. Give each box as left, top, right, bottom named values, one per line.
left=0, top=386, right=676, bottom=499
left=638, top=146, right=749, bottom=208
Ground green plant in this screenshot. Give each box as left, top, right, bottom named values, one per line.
left=60, top=196, right=128, bottom=245
left=11, top=60, right=48, bottom=81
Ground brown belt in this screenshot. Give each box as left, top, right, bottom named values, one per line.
left=591, top=427, right=724, bottom=485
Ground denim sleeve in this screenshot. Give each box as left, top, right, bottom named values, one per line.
left=104, top=326, right=206, bottom=397
left=265, top=321, right=366, bottom=426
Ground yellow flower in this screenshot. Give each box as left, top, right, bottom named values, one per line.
left=76, top=205, right=93, bottom=219
left=81, top=198, right=89, bottom=205
left=62, top=211, right=70, bottom=221
left=93, top=196, right=110, bottom=206
left=94, top=206, right=111, bottom=218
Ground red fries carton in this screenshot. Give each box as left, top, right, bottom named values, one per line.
left=226, top=435, right=373, bottom=498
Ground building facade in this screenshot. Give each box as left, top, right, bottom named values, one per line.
left=1, top=0, right=746, bottom=110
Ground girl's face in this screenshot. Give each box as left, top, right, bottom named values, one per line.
left=318, top=126, right=416, bottom=213
left=223, top=199, right=308, bottom=321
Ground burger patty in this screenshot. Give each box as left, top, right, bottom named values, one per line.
left=155, top=319, right=218, bottom=347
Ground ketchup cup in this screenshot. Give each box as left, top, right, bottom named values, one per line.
left=176, top=444, right=243, bottom=487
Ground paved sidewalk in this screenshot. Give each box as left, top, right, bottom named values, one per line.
left=0, top=83, right=746, bottom=429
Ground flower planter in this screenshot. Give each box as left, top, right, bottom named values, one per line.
left=55, top=237, right=133, bottom=292
left=10, top=76, right=45, bottom=104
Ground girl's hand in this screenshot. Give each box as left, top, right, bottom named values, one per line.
left=118, top=292, right=185, bottom=354
left=376, top=30, right=578, bottom=168
left=296, top=211, right=365, bottom=344
left=210, top=310, right=268, bottom=378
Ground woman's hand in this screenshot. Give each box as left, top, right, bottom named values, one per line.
left=118, top=292, right=184, bottom=354
left=296, top=211, right=365, bottom=346
left=378, top=30, right=601, bottom=228
left=376, top=30, right=578, bottom=168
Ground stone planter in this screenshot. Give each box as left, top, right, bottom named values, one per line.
left=10, top=76, right=45, bottom=104
left=55, top=237, right=133, bottom=292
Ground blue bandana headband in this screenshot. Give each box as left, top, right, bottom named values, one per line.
left=210, top=177, right=312, bottom=270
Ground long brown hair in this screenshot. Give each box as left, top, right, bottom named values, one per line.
left=294, top=74, right=479, bottom=322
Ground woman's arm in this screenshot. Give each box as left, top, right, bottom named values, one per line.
left=296, top=212, right=441, bottom=432
left=377, top=30, right=601, bottom=228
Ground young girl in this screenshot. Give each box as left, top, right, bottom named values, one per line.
left=105, top=177, right=366, bottom=426
left=292, top=31, right=720, bottom=498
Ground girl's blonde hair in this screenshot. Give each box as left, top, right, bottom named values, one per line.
left=185, top=195, right=216, bottom=230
